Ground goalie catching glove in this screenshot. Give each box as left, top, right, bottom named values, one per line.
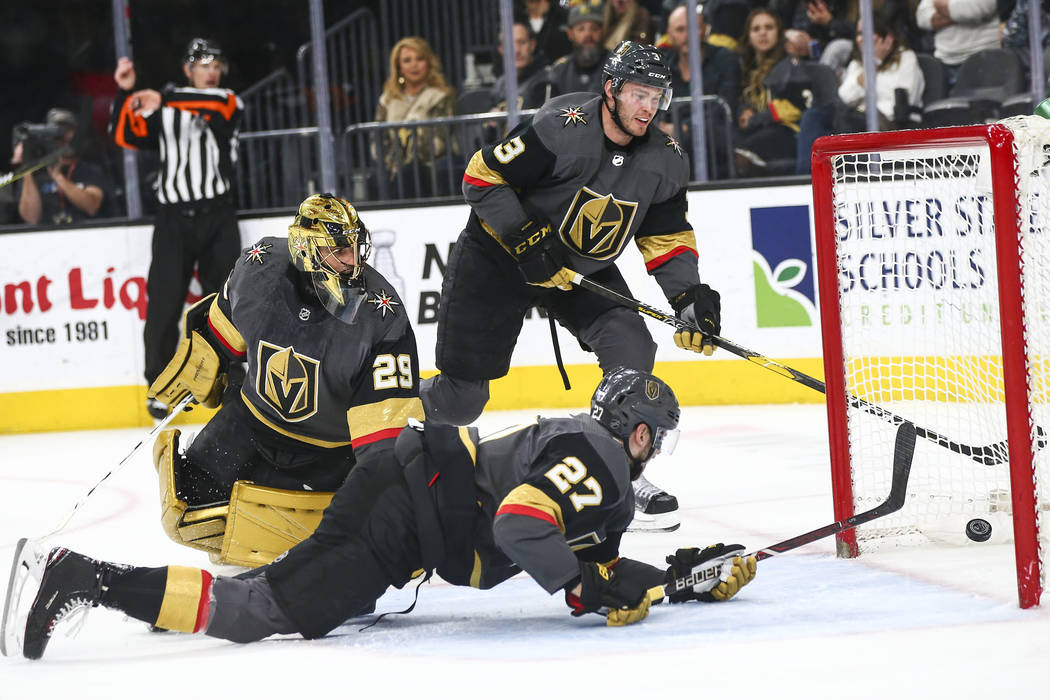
left=565, top=561, right=664, bottom=627
left=148, top=295, right=227, bottom=408
left=509, top=216, right=574, bottom=291
left=670, top=283, right=721, bottom=356
left=664, top=543, right=757, bottom=602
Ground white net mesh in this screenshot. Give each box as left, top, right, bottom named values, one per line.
left=827, top=118, right=1048, bottom=580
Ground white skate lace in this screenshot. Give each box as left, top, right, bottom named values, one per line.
left=633, top=475, right=666, bottom=507
left=49, top=596, right=93, bottom=639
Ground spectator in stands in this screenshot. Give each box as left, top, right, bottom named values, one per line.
left=549, top=1, right=610, bottom=96
left=1002, top=0, right=1050, bottom=82
left=662, top=3, right=742, bottom=116
left=12, top=108, right=112, bottom=226
left=795, top=14, right=923, bottom=174
left=603, top=0, right=656, bottom=49
left=518, top=0, right=573, bottom=63
left=735, top=8, right=809, bottom=175
left=783, top=0, right=857, bottom=73
left=915, top=0, right=1000, bottom=84
left=376, top=36, right=456, bottom=197
left=492, top=19, right=552, bottom=111
left=704, top=0, right=757, bottom=50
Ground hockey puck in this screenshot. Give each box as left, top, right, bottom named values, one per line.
left=965, top=518, right=992, bottom=542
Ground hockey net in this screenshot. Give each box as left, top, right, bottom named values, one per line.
left=811, top=118, right=1050, bottom=608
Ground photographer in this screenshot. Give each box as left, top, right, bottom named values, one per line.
left=12, top=109, right=111, bottom=227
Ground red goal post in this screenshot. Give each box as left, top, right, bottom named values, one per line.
left=811, top=121, right=1047, bottom=609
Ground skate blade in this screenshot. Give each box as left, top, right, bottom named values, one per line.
left=1, top=537, right=47, bottom=657
left=627, top=511, right=681, bottom=533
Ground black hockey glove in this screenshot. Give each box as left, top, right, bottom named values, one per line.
left=664, top=543, right=757, bottom=603
left=509, top=217, right=574, bottom=291
left=670, top=283, right=721, bottom=356
left=565, top=561, right=661, bottom=626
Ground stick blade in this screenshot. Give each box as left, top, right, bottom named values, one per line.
left=887, top=421, right=917, bottom=510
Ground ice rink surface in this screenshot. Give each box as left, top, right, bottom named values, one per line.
left=2, top=403, right=1048, bottom=699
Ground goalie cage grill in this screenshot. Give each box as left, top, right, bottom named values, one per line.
left=811, top=118, right=1050, bottom=609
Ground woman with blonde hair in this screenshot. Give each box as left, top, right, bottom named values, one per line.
left=375, top=36, right=456, bottom=197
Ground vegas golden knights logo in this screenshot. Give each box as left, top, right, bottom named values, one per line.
left=257, top=341, right=320, bottom=422
left=559, top=187, right=638, bottom=259
left=645, top=380, right=660, bottom=400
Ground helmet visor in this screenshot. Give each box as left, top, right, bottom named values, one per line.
left=618, top=81, right=673, bottom=111
left=653, top=426, right=680, bottom=456
left=310, top=268, right=367, bottom=324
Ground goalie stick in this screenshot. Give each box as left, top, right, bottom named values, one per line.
left=571, top=272, right=1036, bottom=467
left=662, top=421, right=917, bottom=599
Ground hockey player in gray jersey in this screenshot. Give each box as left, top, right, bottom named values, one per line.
left=142, top=193, right=424, bottom=567
left=422, top=41, right=722, bottom=531
left=11, top=368, right=757, bottom=660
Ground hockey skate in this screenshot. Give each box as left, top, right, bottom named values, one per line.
left=20, top=547, right=109, bottom=660
left=1, top=537, right=49, bottom=657
left=628, top=474, right=680, bottom=532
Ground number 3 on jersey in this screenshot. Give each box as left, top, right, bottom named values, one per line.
left=493, top=136, right=525, bottom=164
left=545, top=456, right=603, bottom=511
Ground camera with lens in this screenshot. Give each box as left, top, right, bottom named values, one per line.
left=12, top=122, right=69, bottom=162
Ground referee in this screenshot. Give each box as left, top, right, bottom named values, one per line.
left=110, top=38, right=244, bottom=419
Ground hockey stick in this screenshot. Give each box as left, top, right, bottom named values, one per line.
left=571, top=273, right=1033, bottom=467
left=662, top=421, right=917, bottom=599
left=1, top=395, right=195, bottom=656
left=37, top=393, right=195, bottom=541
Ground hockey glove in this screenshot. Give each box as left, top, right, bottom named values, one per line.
left=664, top=543, right=757, bottom=603
left=509, top=217, right=574, bottom=291
left=565, top=561, right=663, bottom=627
left=149, top=330, right=226, bottom=408
left=670, top=283, right=721, bottom=356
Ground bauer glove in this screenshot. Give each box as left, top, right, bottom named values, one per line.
left=565, top=561, right=664, bottom=627
left=664, top=543, right=757, bottom=603
left=509, top=217, right=574, bottom=291
left=149, top=330, right=226, bottom=408
left=670, top=283, right=721, bottom=355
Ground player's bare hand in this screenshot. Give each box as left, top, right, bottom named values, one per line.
left=130, top=89, right=162, bottom=115
left=115, top=57, right=137, bottom=90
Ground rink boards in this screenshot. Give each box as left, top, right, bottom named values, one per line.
left=0, top=182, right=826, bottom=432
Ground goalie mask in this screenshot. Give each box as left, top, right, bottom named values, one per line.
left=287, top=193, right=373, bottom=323
left=591, top=367, right=681, bottom=478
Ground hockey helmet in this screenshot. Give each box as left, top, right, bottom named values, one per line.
left=591, top=367, right=681, bottom=472
left=287, top=194, right=373, bottom=322
left=184, top=38, right=228, bottom=74
left=602, top=41, right=673, bottom=110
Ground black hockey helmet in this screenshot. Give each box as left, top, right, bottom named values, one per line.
left=288, top=193, right=373, bottom=322
left=591, top=367, right=681, bottom=471
left=184, top=38, right=228, bottom=73
left=602, top=41, right=673, bottom=110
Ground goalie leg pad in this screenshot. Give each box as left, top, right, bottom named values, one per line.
left=217, top=481, right=334, bottom=568
left=154, top=429, right=227, bottom=554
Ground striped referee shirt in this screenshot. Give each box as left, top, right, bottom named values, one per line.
left=111, top=86, right=244, bottom=205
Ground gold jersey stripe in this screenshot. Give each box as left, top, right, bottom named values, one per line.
left=463, top=149, right=507, bottom=186
left=208, top=298, right=247, bottom=354
left=155, top=566, right=206, bottom=633
left=458, top=426, right=477, bottom=465
left=498, top=483, right=565, bottom=532
left=634, top=230, right=697, bottom=265
left=346, top=396, right=425, bottom=439
left=242, top=393, right=352, bottom=448
left=470, top=550, right=483, bottom=588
